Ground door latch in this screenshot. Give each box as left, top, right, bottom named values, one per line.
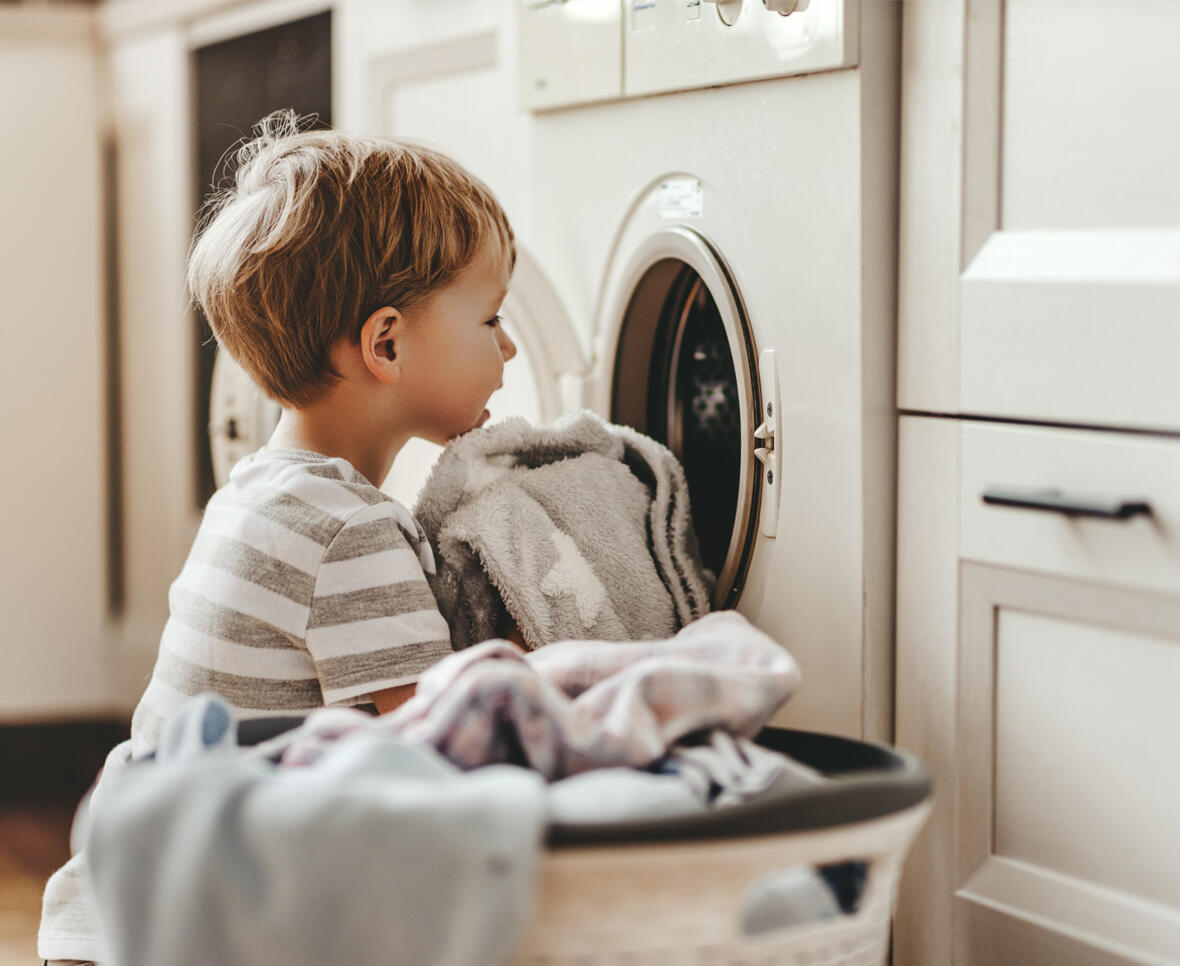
left=753, top=348, right=781, bottom=538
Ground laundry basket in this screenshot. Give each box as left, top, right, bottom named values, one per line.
left=510, top=728, right=931, bottom=966
left=233, top=720, right=929, bottom=966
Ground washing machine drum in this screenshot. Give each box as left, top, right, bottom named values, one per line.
left=610, top=252, right=761, bottom=610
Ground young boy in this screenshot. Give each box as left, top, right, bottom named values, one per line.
left=129, top=112, right=517, bottom=756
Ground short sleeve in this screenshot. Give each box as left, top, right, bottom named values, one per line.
left=306, top=500, right=454, bottom=705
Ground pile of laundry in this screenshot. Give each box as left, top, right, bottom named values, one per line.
left=40, top=612, right=868, bottom=966
left=414, top=410, right=715, bottom=649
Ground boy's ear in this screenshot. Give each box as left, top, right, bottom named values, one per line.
left=359, top=306, right=403, bottom=384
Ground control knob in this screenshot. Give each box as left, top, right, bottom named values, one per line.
left=702, top=0, right=810, bottom=17
left=762, top=0, right=810, bottom=13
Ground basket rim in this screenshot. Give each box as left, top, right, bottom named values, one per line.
left=546, top=727, right=932, bottom=847
left=233, top=720, right=932, bottom=848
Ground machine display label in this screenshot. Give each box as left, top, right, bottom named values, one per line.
left=658, top=179, right=704, bottom=219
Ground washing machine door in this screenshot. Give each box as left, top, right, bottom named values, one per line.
left=605, top=226, right=768, bottom=610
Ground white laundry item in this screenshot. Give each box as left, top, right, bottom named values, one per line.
left=546, top=768, right=707, bottom=825
left=661, top=730, right=825, bottom=807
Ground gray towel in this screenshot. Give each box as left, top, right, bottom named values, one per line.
left=414, top=410, right=714, bottom=650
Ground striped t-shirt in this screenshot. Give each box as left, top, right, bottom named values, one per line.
left=130, top=448, right=453, bottom=756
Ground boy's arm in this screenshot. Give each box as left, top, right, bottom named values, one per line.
left=370, top=683, right=416, bottom=715
left=308, top=501, right=453, bottom=715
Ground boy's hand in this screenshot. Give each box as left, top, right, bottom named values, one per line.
left=505, top=625, right=528, bottom=652
left=371, top=683, right=416, bottom=715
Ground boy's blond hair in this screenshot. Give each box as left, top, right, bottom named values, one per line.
left=188, top=111, right=515, bottom=406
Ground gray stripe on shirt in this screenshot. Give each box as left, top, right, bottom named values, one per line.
left=307, top=583, right=440, bottom=628
left=191, top=535, right=317, bottom=602
left=323, top=515, right=407, bottom=563
left=318, top=640, right=453, bottom=689
left=252, top=490, right=344, bottom=546
left=168, top=586, right=305, bottom=649
left=154, top=648, right=323, bottom=710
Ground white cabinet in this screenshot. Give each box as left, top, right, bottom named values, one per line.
left=895, top=1, right=1180, bottom=963
left=898, top=421, right=1180, bottom=966
left=899, top=0, right=1180, bottom=429
left=957, top=427, right=1180, bottom=965
left=0, top=9, right=119, bottom=718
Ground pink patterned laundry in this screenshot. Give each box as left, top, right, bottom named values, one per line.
left=273, top=611, right=800, bottom=778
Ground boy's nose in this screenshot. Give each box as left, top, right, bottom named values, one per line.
left=498, top=326, right=517, bottom=362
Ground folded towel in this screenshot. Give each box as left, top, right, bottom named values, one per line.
left=414, top=410, right=714, bottom=650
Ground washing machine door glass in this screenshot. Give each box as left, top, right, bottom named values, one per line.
left=610, top=235, right=760, bottom=609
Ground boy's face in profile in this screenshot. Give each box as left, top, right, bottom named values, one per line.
left=398, top=238, right=516, bottom=445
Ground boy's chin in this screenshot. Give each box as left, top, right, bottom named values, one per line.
left=438, top=410, right=491, bottom=443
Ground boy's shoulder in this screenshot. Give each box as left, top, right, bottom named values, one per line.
left=228, top=446, right=372, bottom=493
left=213, top=448, right=428, bottom=555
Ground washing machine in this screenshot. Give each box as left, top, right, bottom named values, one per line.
left=211, top=0, right=900, bottom=741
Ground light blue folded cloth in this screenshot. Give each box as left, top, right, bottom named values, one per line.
left=85, top=695, right=547, bottom=966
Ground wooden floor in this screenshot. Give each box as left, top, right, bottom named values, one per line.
left=0, top=801, right=74, bottom=966
left=0, top=718, right=127, bottom=966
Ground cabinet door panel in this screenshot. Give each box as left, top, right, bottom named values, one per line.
left=959, top=0, right=1180, bottom=431
left=957, top=564, right=1180, bottom=966
left=898, top=0, right=1180, bottom=430
left=995, top=610, right=1180, bottom=908
left=1002, top=0, right=1180, bottom=230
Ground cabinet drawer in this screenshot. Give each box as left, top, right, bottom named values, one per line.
left=960, top=423, right=1180, bottom=597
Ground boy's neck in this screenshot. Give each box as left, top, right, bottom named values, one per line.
left=268, top=397, right=407, bottom=490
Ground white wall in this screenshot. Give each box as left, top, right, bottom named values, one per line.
left=0, top=8, right=118, bottom=719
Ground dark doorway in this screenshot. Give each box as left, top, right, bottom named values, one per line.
left=192, top=10, right=332, bottom=506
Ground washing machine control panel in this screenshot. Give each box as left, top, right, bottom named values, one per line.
left=518, top=0, right=855, bottom=110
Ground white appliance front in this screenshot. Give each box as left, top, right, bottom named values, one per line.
left=212, top=0, right=901, bottom=741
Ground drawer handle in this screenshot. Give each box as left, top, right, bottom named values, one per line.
left=982, top=486, right=1153, bottom=520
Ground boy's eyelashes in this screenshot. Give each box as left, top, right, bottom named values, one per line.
left=485, top=314, right=503, bottom=327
